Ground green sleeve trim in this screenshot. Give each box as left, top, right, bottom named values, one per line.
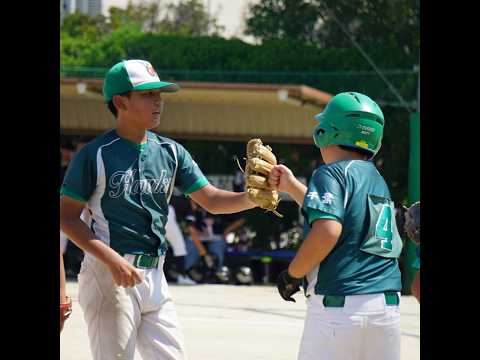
left=60, top=186, right=88, bottom=203
left=184, top=177, right=209, bottom=195
left=308, top=208, right=342, bottom=225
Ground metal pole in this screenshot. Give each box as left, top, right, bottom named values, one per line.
left=417, top=66, right=420, bottom=112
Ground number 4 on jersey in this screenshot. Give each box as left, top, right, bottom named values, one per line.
left=375, top=205, right=393, bottom=251
left=360, top=194, right=402, bottom=259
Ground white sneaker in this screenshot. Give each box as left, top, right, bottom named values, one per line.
left=177, top=274, right=197, bottom=285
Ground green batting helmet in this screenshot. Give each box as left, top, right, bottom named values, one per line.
left=313, top=92, right=385, bottom=157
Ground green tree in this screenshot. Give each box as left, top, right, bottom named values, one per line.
left=61, top=0, right=223, bottom=38
left=105, top=0, right=222, bottom=36
left=160, top=0, right=224, bottom=36
left=314, top=0, right=419, bottom=58
left=245, top=0, right=419, bottom=59
left=245, top=0, right=321, bottom=43
left=61, top=11, right=108, bottom=41
left=108, top=1, right=162, bottom=33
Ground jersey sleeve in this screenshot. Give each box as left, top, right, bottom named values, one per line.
left=302, top=167, right=345, bottom=226
left=307, top=208, right=341, bottom=224
left=60, top=146, right=97, bottom=203
left=174, top=143, right=209, bottom=195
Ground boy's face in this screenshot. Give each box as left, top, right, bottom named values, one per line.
left=121, top=89, right=165, bottom=129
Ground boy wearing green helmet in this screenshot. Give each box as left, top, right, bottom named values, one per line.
left=271, top=92, right=403, bottom=360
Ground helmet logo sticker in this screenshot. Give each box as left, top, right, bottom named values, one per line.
left=355, top=140, right=369, bottom=149
left=357, top=124, right=375, bottom=135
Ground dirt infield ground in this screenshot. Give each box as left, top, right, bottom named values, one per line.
left=61, top=280, right=420, bottom=360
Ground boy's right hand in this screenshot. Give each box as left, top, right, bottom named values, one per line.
left=105, top=254, right=143, bottom=288
left=268, top=164, right=295, bottom=193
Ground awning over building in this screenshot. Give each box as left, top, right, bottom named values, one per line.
left=60, top=78, right=332, bottom=144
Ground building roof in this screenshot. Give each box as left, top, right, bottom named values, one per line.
left=60, top=77, right=332, bottom=144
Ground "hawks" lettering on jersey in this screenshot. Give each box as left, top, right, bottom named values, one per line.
left=109, top=169, right=172, bottom=198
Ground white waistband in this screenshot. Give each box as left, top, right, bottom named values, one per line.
left=308, top=292, right=401, bottom=313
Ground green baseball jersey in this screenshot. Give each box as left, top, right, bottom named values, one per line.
left=60, top=130, right=209, bottom=256
left=302, top=159, right=402, bottom=296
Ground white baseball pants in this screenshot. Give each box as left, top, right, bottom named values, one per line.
left=77, top=254, right=188, bottom=360
left=298, top=292, right=401, bottom=360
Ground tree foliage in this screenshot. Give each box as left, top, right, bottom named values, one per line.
left=161, top=0, right=224, bottom=36
left=245, top=0, right=419, bottom=60
left=107, top=1, right=162, bottom=32
left=245, top=0, right=321, bottom=44
left=61, top=12, right=109, bottom=41
left=61, top=0, right=222, bottom=38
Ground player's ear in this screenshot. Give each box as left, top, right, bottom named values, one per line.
left=112, top=94, right=128, bottom=112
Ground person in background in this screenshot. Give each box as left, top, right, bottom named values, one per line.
left=165, top=204, right=198, bottom=285
left=184, top=199, right=245, bottom=280
left=404, top=201, right=420, bottom=302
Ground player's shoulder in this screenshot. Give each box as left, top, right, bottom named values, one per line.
left=148, top=132, right=191, bottom=161
left=83, top=130, right=119, bottom=151
left=326, top=159, right=378, bottom=178
left=70, top=130, right=117, bottom=161
left=311, top=161, right=350, bottom=181
left=311, top=160, right=378, bottom=188
left=148, top=132, right=196, bottom=163
left=328, top=159, right=372, bottom=172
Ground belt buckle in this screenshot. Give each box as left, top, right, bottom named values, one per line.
left=134, top=255, right=157, bottom=269
left=323, top=295, right=345, bottom=307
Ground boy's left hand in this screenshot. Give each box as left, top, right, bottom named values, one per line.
left=276, top=269, right=302, bottom=302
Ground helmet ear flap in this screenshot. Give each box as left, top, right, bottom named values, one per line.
left=313, top=124, right=325, bottom=149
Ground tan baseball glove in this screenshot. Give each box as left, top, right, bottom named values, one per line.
left=238, top=138, right=282, bottom=217
left=404, top=201, right=420, bottom=244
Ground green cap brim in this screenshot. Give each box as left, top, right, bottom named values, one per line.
left=133, top=81, right=180, bottom=92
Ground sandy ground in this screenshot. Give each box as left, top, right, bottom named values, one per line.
left=61, top=280, right=420, bottom=360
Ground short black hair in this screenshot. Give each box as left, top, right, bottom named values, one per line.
left=107, top=100, right=118, bottom=117
left=107, top=92, right=131, bottom=118
left=339, top=145, right=372, bottom=157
